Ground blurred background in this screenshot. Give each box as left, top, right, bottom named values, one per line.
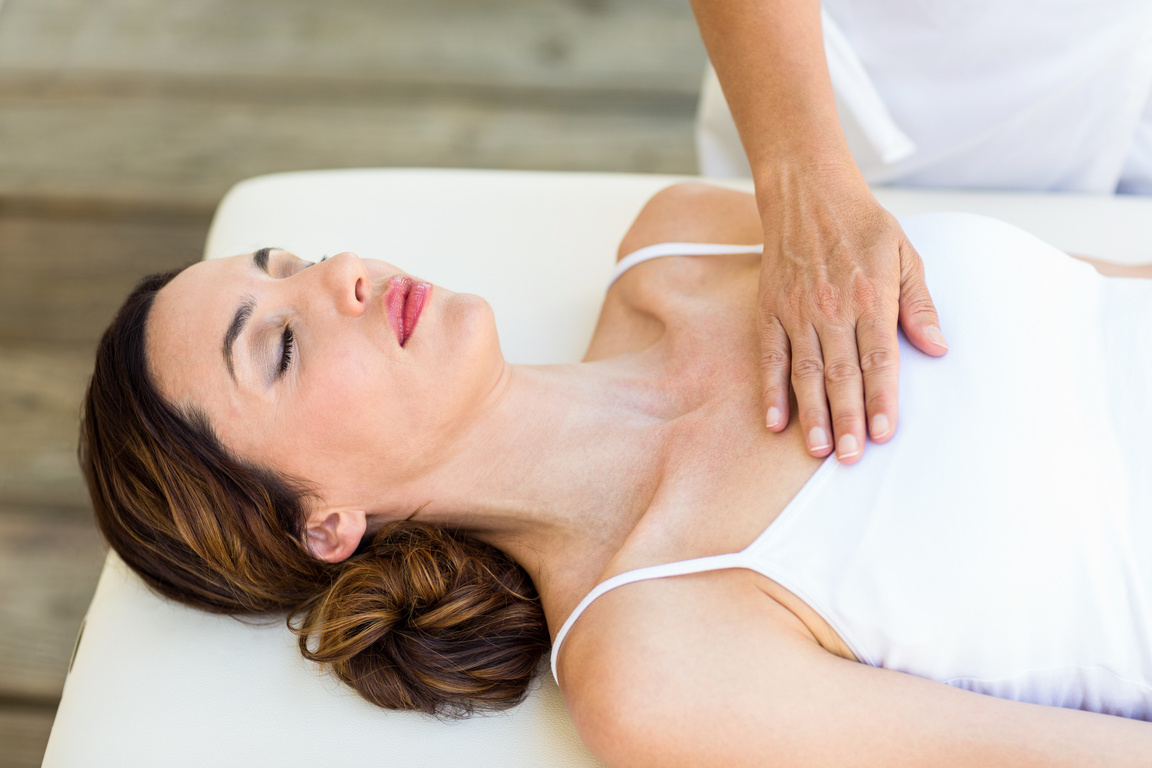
left=0, top=0, right=706, bottom=764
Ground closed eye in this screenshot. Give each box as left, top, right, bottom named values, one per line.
left=277, top=325, right=295, bottom=377
left=294, top=254, right=326, bottom=273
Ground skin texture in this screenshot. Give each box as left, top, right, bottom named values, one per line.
left=146, top=245, right=702, bottom=615
left=689, top=0, right=948, bottom=464
left=147, top=250, right=507, bottom=560
left=144, top=184, right=844, bottom=651
left=147, top=184, right=1152, bottom=766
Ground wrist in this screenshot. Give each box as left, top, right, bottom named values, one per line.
left=745, top=105, right=854, bottom=165
left=751, top=151, right=869, bottom=215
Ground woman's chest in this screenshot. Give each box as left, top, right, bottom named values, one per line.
left=585, top=254, right=825, bottom=572
left=612, top=409, right=822, bottom=576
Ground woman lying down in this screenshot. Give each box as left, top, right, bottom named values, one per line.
left=81, top=183, right=1152, bottom=765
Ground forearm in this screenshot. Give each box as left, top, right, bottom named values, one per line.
left=690, top=0, right=857, bottom=185
left=691, top=0, right=945, bottom=460
left=1067, top=252, right=1152, bottom=279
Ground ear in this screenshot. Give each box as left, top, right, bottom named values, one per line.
left=304, top=508, right=367, bottom=563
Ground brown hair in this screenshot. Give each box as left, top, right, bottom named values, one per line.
left=79, top=269, right=549, bottom=716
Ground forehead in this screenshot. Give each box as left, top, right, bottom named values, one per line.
left=146, top=253, right=250, bottom=408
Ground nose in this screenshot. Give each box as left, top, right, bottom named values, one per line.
left=308, top=251, right=370, bottom=317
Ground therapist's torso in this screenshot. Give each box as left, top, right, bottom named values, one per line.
left=697, top=0, right=1152, bottom=194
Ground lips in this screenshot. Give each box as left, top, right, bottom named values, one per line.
left=385, top=275, right=431, bottom=347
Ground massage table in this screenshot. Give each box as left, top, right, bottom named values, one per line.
left=43, top=169, right=1152, bottom=767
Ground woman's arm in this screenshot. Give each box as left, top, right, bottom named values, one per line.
left=615, top=182, right=763, bottom=260
left=562, top=573, right=1152, bottom=767
left=689, top=0, right=947, bottom=466
left=1068, top=253, right=1152, bottom=279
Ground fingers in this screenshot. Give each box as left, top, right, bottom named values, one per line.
left=755, top=205, right=943, bottom=464
left=787, top=325, right=836, bottom=459
left=898, top=240, right=948, bottom=357
left=758, top=313, right=791, bottom=431
left=791, top=318, right=894, bottom=464
left=856, top=313, right=900, bottom=446
left=809, top=322, right=868, bottom=463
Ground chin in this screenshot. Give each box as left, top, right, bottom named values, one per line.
left=407, top=291, right=504, bottom=441
left=457, top=292, right=504, bottom=365
left=426, top=289, right=504, bottom=376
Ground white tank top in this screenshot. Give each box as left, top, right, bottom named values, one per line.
left=552, top=212, right=1152, bottom=719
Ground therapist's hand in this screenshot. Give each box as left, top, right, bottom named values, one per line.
left=756, top=162, right=948, bottom=463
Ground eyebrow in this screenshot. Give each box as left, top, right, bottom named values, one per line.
left=253, top=247, right=271, bottom=274
left=221, top=249, right=275, bottom=383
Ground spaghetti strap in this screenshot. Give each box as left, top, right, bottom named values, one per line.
left=550, top=552, right=750, bottom=683
left=608, top=242, right=764, bottom=290
left=546, top=239, right=768, bottom=684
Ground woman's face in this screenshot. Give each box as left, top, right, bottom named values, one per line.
left=146, top=248, right=503, bottom=515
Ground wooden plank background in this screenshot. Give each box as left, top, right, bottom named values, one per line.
left=0, top=1, right=706, bottom=764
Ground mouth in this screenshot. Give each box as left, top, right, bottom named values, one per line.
left=385, top=275, right=432, bottom=347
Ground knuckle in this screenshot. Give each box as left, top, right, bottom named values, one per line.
left=782, top=288, right=808, bottom=318
left=859, top=346, right=897, bottom=375
left=852, top=280, right=886, bottom=315
left=903, top=296, right=938, bottom=320
left=811, top=283, right=841, bottom=317
left=762, top=388, right=786, bottom=405
left=902, top=243, right=926, bottom=269
left=757, top=314, right=787, bottom=341
left=865, top=390, right=891, bottom=416
left=900, top=257, right=929, bottom=289
left=791, top=357, right=825, bottom=381
left=824, top=359, right=861, bottom=385
left=798, top=405, right=827, bottom=428
left=759, top=348, right=790, bottom=371
left=831, top=411, right=860, bottom=434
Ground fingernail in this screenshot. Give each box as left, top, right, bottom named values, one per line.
left=926, top=325, right=949, bottom=350
left=837, top=433, right=860, bottom=460
left=766, top=406, right=782, bottom=429
left=808, top=427, right=830, bottom=453
left=871, top=413, right=890, bottom=440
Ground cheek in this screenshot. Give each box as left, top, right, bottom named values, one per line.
left=300, top=354, right=381, bottom=444
left=292, top=350, right=426, bottom=472
left=260, top=294, right=502, bottom=488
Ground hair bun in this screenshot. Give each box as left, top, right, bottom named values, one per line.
left=294, top=521, right=550, bottom=716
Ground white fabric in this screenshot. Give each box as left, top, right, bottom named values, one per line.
left=1120, top=87, right=1152, bottom=194
left=551, top=549, right=757, bottom=683
left=821, top=8, right=917, bottom=166
left=607, top=241, right=763, bottom=289
left=552, top=212, right=1152, bottom=717
left=44, top=170, right=1152, bottom=766
left=697, top=0, right=1152, bottom=193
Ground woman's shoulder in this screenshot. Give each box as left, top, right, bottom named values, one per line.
left=557, top=566, right=825, bottom=763
left=613, top=182, right=763, bottom=263
left=583, top=183, right=764, bottom=361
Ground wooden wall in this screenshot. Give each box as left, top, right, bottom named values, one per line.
left=0, top=1, right=705, bottom=764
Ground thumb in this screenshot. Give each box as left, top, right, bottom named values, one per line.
left=898, top=240, right=948, bottom=357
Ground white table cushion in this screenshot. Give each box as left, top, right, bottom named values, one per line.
left=44, top=169, right=1152, bottom=767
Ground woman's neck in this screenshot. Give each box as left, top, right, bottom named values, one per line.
left=402, top=349, right=682, bottom=598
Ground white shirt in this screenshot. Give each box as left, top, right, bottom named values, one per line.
left=554, top=214, right=1152, bottom=717
left=697, top=0, right=1152, bottom=194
